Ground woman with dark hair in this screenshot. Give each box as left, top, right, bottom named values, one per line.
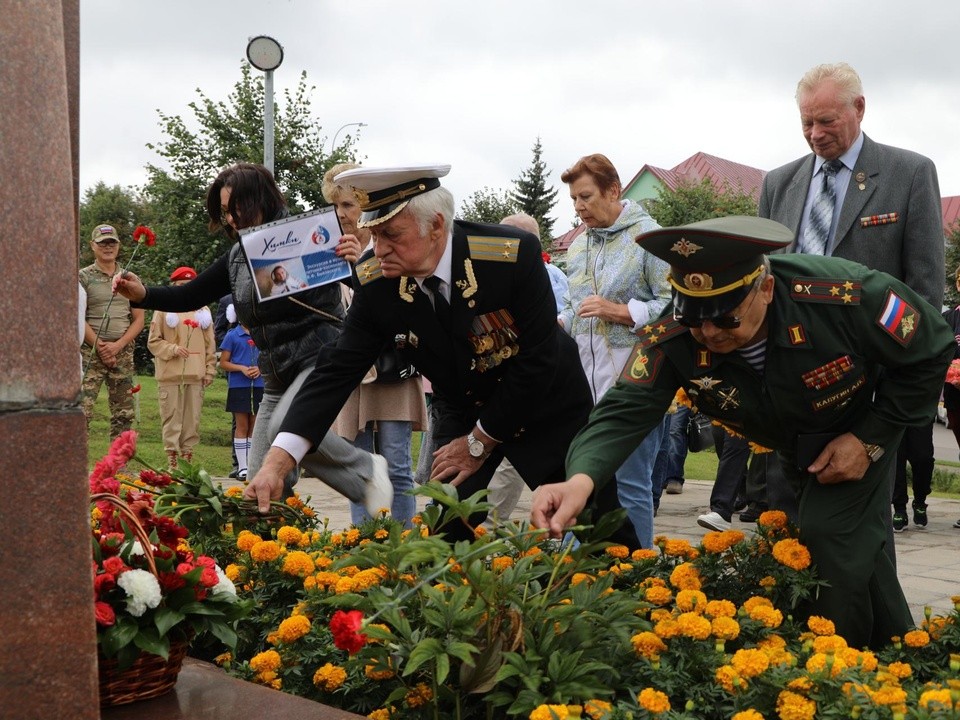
left=114, top=162, right=392, bottom=512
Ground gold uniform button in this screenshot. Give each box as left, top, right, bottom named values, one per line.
left=793, top=283, right=803, bottom=293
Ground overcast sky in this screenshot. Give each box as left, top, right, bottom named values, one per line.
left=80, top=0, right=960, bottom=231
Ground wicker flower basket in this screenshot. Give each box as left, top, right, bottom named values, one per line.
left=93, top=492, right=189, bottom=706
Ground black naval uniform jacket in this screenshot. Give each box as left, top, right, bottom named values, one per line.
left=278, top=220, right=593, bottom=489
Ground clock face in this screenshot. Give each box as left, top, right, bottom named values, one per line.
left=246, top=36, right=283, bottom=71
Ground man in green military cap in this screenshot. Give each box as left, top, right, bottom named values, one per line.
left=532, top=215, right=954, bottom=648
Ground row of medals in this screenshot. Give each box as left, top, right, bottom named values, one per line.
left=470, top=326, right=520, bottom=373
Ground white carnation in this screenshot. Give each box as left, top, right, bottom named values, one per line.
left=117, top=569, right=162, bottom=617
left=213, top=564, right=237, bottom=597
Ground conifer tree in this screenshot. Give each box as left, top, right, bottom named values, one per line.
left=510, top=137, right=558, bottom=245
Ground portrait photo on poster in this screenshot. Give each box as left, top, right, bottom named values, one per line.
left=240, top=207, right=351, bottom=302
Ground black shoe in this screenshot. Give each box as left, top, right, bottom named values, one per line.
left=738, top=504, right=767, bottom=523
left=892, top=511, right=908, bottom=533
left=733, top=496, right=748, bottom=513
left=912, top=502, right=928, bottom=528
left=954, top=518, right=960, bottom=529
left=665, top=479, right=684, bottom=495
left=228, top=468, right=241, bottom=479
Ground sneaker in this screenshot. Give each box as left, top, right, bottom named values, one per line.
left=892, top=512, right=907, bottom=533
left=237, top=469, right=248, bottom=481
left=912, top=502, right=928, bottom=528
left=228, top=468, right=241, bottom=479
left=665, top=479, right=684, bottom=495
left=954, top=518, right=960, bottom=529
left=738, top=504, right=767, bottom=524
left=697, top=511, right=731, bottom=532
left=364, top=455, right=394, bottom=516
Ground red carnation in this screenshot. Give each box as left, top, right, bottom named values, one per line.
left=95, top=601, right=116, bottom=627
left=102, top=556, right=127, bottom=575
left=94, top=572, right=116, bottom=596
left=139, top=469, right=174, bottom=489
left=247, top=339, right=255, bottom=346
left=330, top=609, right=367, bottom=654
left=108, top=430, right=138, bottom=466
left=183, top=318, right=199, bottom=329
left=157, top=571, right=187, bottom=593
left=542, top=251, right=552, bottom=264
left=133, top=225, right=156, bottom=247
left=129, top=384, right=142, bottom=394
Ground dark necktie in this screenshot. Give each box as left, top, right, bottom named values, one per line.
left=803, top=159, right=843, bottom=255
left=423, top=275, right=451, bottom=331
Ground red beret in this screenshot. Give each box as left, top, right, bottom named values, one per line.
left=170, top=266, right=197, bottom=282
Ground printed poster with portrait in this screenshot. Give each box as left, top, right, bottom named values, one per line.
left=240, top=208, right=350, bottom=302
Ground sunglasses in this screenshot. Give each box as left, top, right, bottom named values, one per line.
left=673, top=289, right=759, bottom=330
left=94, top=239, right=119, bottom=246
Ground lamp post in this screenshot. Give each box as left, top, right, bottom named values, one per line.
left=330, top=122, right=367, bottom=155
left=245, top=35, right=284, bottom=175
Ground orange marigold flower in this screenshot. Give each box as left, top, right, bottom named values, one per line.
left=653, top=618, right=681, bottom=639
left=919, top=688, right=953, bottom=709
left=749, top=604, right=784, bottom=628
left=904, top=629, right=930, bottom=647
left=491, top=556, right=514, bottom=572
left=675, top=589, right=707, bottom=613
left=669, top=562, right=702, bottom=590
left=806, top=652, right=848, bottom=677
left=742, top=596, right=773, bottom=612
left=649, top=608, right=672, bottom=623
left=583, top=699, right=612, bottom=719
left=705, top=599, right=737, bottom=618
left=637, top=688, right=670, bottom=715
left=712, top=616, right=740, bottom=641
left=276, top=614, right=311, bottom=644
left=605, top=544, right=630, bottom=559
left=758, top=510, right=788, bottom=529
left=285, top=494, right=305, bottom=510
left=277, top=526, right=302, bottom=546
left=662, top=538, right=697, bottom=559
left=925, top=615, right=950, bottom=639
left=631, top=548, right=658, bottom=561
left=644, top=586, right=673, bottom=606
left=771, top=538, right=811, bottom=571
left=759, top=575, right=777, bottom=588
left=344, top=528, right=361, bottom=546
left=367, top=709, right=392, bottom=720
left=365, top=657, right=395, bottom=680
left=225, top=563, right=243, bottom=582
left=282, top=550, right=316, bottom=577
left=312, top=662, right=346, bottom=691
left=250, top=540, right=282, bottom=562
left=571, top=573, right=593, bottom=586
left=806, top=616, right=835, bottom=636
left=886, top=661, right=912, bottom=679
left=787, top=677, right=813, bottom=692
left=811, top=634, right=847, bottom=654
left=701, top=529, right=745, bottom=554
left=731, top=648, right=770, bottom=678
left=732, top=711, right=764, bottom=720
left=224, top=485, right=244, bottom=497
left=374, top=528, right=389, bottom=540
left=404, top=683, right=433, bottom=709
left=631, top=631, right=667, bottom=659
left=529, top=705, right=569, bottom=720
left=214, top=652, right=232, bottom=666
left=870, top=685, right=907, bottom=706
left=715, top=665, right=745, bottom=694
left=237, top=530, right=261, bottom=552
left=334, top=576, right=358, bottom=594
left=776, top=689, right=816, bottom=720
left=249, top=650, right=281, bottom=673
left=677, top=612, right=712, bottom=640
left=473, top=525, right=487, bottom=538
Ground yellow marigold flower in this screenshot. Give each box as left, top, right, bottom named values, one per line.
left=605, top=544, right=629, bottom=559
left=631, top=548, right=658, bottom=561
left=312, top=662, right=347, bottom=691
left=365, top=657, right=395, bottom=680
left=701, top=529, right=745, bottom=554
left=266, top=631, right=279, bottom=645
left=237, top=530, right=261, bottom=552
left=224, top=485, right=244, bottom=497
left=758, top=510, right=787, bottom=529
left=334, top=576, right=357, bottom=594
left=662, top=538, right=698, bottom=559
left=712, top=616, right=740, bottom=641
left=297, top=533, right=312, bottom=548
left=886, top=661, right=912, bottom=679
left=303, top=576, right=317, bottom=590
left=811, top=634, right=847, bottom=654
left=870, top=685, right=907, bottom=706
left=411, top=514, right=423, bottom=526
left=787, top=677, right=813, bottom=692
left=649, top=608, right=673, bottom=623
left=529, top=705, right=568, bottom=720
left=654, top=618, right=681, bottom=639
left=282, top=550, right=316, bottom=577
left=491, top=556, right=514, bottom=572
left=749, top=605, right=784, bottom=629
left=919, top=688, right=953, bottom=709
left=637, top=687, right=671, bottom=715
left=256, top=669, right=278, bottom=684
left=373, top=528, right=389, bottom=540
left=571, top=573, right=593, bottom=586
left=276, top=525, right=302, bottom=546
left=677, top=612, right=712, bottom=640
left=522, top=547, right=543, bottom=558
left=925, top=615, right=950, bottom=639
left=331, top=532, right=343, bottom=544
left=759, top=576, right=777, bottom=588
left=302, top=506, right=315, bottom=518
left=705, top=599, right=737, bottom=618
left=675, top=589, right=707, bottom=613
left=249, top=650, right=282, bottom=673
left=776, top=690, right=816, bottom=720
left=313, top=571, right=339, bottom=590
left=806, top=652, right=848, bottom=677
left=742, top=596, right=773, bottom=612
left=842, top=648, right=877, bottom=672
left=631, top=631, right=667, bottom=659
left=641, top=576, right=667, bottom=588
left=806, top=616, right=835, bottom=636
left=583, top=699, right=612, bottom=719
left=367, top=709, right=392, bottom=720
left=224, top=563, right=242, bottom=582
left=285, top=494, right=305, bottom=509
left=250, top=540, right=282, bottom=562
left=404, top=682, right=433, bottom=709
left=731, top=648, right=770, bottom=679
left=343, top=528, right=360, bottom=546
left=314, top=555, right=333, bottom=569
left=214, top=652, right=232, bottom=666
left=669, top=562, right=702, bottom=590
left=903, top=629, right=930, bottom=648
left=276, top=614, right=311, bottom=644
left=473, top=525, right=487, bottom=538
left=644, top=585, right=673, bottom=606
left=732, top=711, right=764, bottom=720
left=771, top=538, right=811, bottom=571
left=715, top=665, right=745, bottom=694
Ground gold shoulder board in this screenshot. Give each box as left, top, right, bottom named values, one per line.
left=467, top=236, right=520, bottom=263
left=637, top=317, right=687, bottom=349
left=789, top=277, right=861, bottom=305
left=356, top=257, right=384, bottom=286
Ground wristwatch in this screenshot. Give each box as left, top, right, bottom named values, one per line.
left=858, top=438, right=885, bottom=463
left=467, top=431, right=489, bottom=459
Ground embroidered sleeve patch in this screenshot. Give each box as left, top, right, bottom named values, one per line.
left=356, top=257, right=383, bottom=285
left=877, top=289, right=920, bottom=346
left=466, top=236, right=520, bottom=263
left=636, top=317, right=687, bottom=349
left=620, top=345, right=663, bottom=385
left=789, top=277, right=861, bottom=305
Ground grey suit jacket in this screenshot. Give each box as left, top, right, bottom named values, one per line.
left=759, top=133, right=945, bottom=308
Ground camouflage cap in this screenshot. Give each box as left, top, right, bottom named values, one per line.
left=636, top=216, right=793, bottom=319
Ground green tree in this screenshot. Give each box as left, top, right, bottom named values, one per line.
left=78, top=182, right=152, bottom=270
left=945, top=222, right=960, bottom=307
left=510, top=137, right=558, bottom=244
left=458, top=186, right=518, bottom=224
left=645, top=178, right=758, bottom=228
left=139, top=63, right=359, bottom=283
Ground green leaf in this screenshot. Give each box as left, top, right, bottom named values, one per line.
left=154, top=607, right=185, bottom=636
left=207, top=621, right=238, bottom=649
left=133, top=630, right=170, bottom=659
left=434, top=652, right=450, bottom=685
left=403, top=637, right=443, bottom=676
left=101, top=618, right=139, bottom=656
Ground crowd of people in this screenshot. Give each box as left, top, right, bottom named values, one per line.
left=81, top=61, right=960, bottom=646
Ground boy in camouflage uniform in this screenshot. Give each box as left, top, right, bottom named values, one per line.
left=80, top=224, right=144, bottom=438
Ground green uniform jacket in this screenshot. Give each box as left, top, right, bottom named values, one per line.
left=567, top=254, right=954, bottom=487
